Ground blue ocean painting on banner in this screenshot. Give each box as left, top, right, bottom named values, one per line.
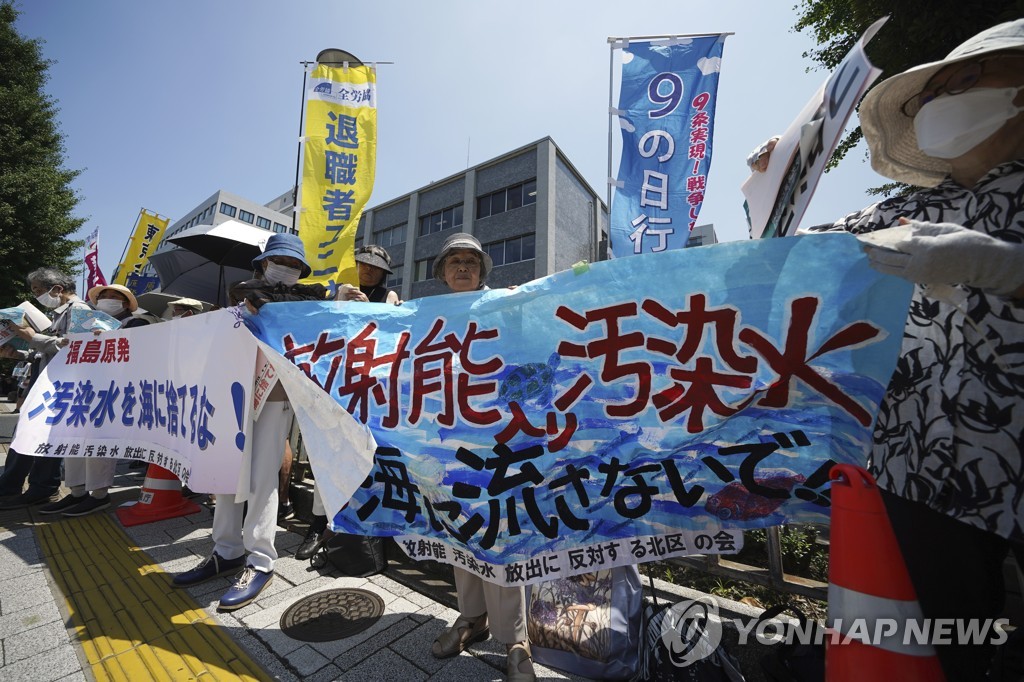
left=246, top=234, right=912, bottom=566
left=611, top=35, right=727, bottom=257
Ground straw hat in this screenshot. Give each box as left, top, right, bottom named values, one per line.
left=859, top=19, right=1024, bottom=187
left=87, top=283, right=139, bottom=312
left=170, top=297, right=204, bottom=313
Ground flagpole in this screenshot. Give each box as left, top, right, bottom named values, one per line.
left=606, top=39, right=616, bottom=224
left=291, top=61, right=314, bottom=236
left=607, top=32, right=734, bottom=43
left=110, top=209, right=140, bottom=284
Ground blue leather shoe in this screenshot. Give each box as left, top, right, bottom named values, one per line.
left=217, top=566, right=273, bottom=611
left=172, top=552, right=245, bottom=587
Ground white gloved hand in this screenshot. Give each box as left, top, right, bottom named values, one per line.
left=858, top=219, right=1024, bottom=296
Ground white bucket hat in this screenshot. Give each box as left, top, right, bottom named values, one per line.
left=859, top=18, right=1024, bottom=187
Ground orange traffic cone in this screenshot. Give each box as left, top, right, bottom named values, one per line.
left=116, top=464, right=202, bottom=527
left=827, top=464, right=945, bottom=681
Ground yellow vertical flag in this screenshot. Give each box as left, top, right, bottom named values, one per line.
left=112, top=209, right=170, bottom=286
left=299, top=62, right=377, bottom=294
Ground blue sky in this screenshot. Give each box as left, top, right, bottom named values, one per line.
left=15, top=0, right=890, bottom=278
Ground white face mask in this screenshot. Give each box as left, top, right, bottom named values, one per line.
left=35, top=287, right=62, bottom=309
left=263, top=262, right=301, bottom=286
left=95, top=299, right=126, bottom=316
left=914, top=85, right=1024, bottom=159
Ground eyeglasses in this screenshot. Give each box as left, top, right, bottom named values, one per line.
left=900, top=55, right=1023, bottom=117
left=445, top=257, right=481, bottom=269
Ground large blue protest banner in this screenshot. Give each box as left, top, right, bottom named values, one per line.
left=247, top=234, right=913, bottom=585
left=611, top=35, right=726, bottom=257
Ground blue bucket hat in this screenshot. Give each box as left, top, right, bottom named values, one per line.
left=252, top=233, right=312, bottom=279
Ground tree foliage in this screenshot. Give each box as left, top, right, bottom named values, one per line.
left=793, top=0, right=1024, bottom=189
left=0, top=2, right=84, bottom=308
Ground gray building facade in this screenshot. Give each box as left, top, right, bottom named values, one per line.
left=355, top=137, right=608, bottom=300
left=137, top=138, right=609, bottom=297
left=139, top=190, right=293, bottom=279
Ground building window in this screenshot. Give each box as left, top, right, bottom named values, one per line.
left=219, top=203, right=237, bottom=218
left=414, top=258, right=435, bottom=282
left=238, top=209, right=255, bottom=224
left=374, top=223, right=406, bottom=249
left=256, top=216, right=271, bottom=229
left=386, top=265, right=404, bottom=290
left=476, top=179, right=537, bottom=220
left=273, top=222, right=289, bottom=233
left=418, top=205, right=463, bottom=237
left=485, top=234, right=535, bottom=267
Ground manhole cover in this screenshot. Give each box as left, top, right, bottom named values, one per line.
left=280, top=588, right=385, bottom=642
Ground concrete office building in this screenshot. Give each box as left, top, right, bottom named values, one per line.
left=687, top=223, right=718, bottom=248
left=353, top=136, right=608, bottom=300
left=138, top=190, right=293, bottom=280
left=138, top=138, right=725, bottom=297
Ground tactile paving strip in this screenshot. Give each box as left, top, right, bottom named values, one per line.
left=37, top=513, right=270, bottom=681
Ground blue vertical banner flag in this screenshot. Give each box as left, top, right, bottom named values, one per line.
left=610, top=35, right=727, bottom=257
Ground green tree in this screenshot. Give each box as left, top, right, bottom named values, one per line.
left=0, top=2, right=83, bottom=308
left=794, top=0, right=1024, bottom=193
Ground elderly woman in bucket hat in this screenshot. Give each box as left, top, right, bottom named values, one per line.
left=174, top=233, right=327, bottom=611
left=756, top=19, right=1024, bottom=678
left=427, top=232, right=535, bottom=682
left=432, top=232, right=494, bottom=292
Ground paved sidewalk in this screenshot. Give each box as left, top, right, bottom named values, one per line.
left=0, top=462, right=596, bottom=682
left=0, top=397, right=601, bottom=681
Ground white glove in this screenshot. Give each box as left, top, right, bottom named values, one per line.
left=859, top=219, right=1024, bottom=296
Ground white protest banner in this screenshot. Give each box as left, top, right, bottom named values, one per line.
left=254, top=337, right=377, bottom=521
left=13, top=310, right=256, bottom=493
left=743, top=16, right=888, bottom=239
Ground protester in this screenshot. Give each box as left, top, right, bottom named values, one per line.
left=296, top=244, right=403, bottom=561
left=172, top=233, right=328, bottom=611
left=752, top=20, right=1024, bottom=679
left=335, top=244, right=401, bottom=304
left=87, top=283, right=160, bottom=328
left=0, top=268, right=89, bottom=510
left=424, top=233, right=535, bottom=682
left=168, top=297, right=204, bottom=319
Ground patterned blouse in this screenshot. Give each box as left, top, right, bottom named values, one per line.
left=808, top=159, right=1024, bottom=541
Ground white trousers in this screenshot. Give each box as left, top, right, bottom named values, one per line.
left=64, top=457, right=116, bottom=496
left=311, top=480, right=325, bottom=516
left=454, top=567, right=527, bottom=644
left=212, top=402, right=290, bottom=573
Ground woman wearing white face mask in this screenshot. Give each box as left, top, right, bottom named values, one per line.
left=0, top=268, right=90, bottom=511
left=86, top=284, right=160, bottom=329
left=747, top=20, right=1024, bottom=680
